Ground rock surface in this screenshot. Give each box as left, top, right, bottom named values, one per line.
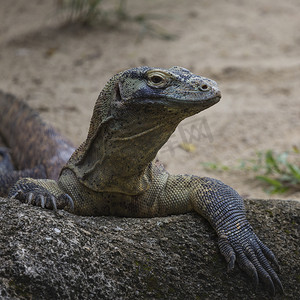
left=0, top=197, right=299, bottom=299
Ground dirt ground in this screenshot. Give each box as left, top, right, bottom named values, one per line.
left=0, top=0, right=299, bottom=201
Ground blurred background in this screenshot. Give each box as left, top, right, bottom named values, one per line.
left=0, top=0, right=299, bottom=200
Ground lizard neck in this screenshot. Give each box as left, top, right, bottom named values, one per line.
left=64, top=99, right=181, bottom=195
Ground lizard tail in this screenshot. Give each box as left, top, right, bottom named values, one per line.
left=0, top=91, right=41, bottom=151
left=0, top=90, right=75, bottom=174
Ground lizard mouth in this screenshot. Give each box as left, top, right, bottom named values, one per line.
left=167, top=95, right=221, bottom=105
left=168, top=89, right=222, bottom=105
left=142, top=95, right=221, bottom=108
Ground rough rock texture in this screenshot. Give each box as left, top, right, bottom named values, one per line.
left=0, top=197, right=299, bottom=300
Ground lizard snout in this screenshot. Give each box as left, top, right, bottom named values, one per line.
left=197, top=81, right=221, bottom=99
left=200, top=78, right=221, bottom=99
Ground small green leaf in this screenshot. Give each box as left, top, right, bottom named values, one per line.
left=265, top=150, right=281, bottom=173
left=277, top=152, right=288, bottom=165
left=202, top=162, right=218, bottom=170
left=287, top=164, right=300, bottom=181
left=256, top=175, right=283, bottom=188
left=269, top=186, right=289, bottom=194
left=292, top=145, right=300, bottom=153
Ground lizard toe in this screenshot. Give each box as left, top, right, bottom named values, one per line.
left=61, top=193, right=74, bottom=212
left=50, top=195, right=57, bottom=212
left=252, top=239, right=284, bottom=293
left=10, top=189, right=23, bottom=200
left=8, top=178, right=63, bottom=212
left=256, top=238, right=280, bottom=271
left=39, top=194, right=45, bottom=208
left=26, top=192, right=34, bottom=204
left=244, top=245, right=276, bottom=295
left=218, top=236, right=236, bottom=271
left=236, top=249, right=259, bottom=289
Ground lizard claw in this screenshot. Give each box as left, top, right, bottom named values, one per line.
left=62, top=193, right=74, bottom=212
left=39, top=194, right=45, bottom=208
left=217, top=224, right=283, bottom=295
left=236, top=250, right=259, bottom=288
left=218, top=236, right=236, bottom=271
left=50, top=195, right=57, bottom=212
left=10, top=189, right=22, bottom=200
left=8, top=178, right=73, bottom=212
left=27, top=192, right=34, bottom=204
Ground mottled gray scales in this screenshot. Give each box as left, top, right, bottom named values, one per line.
left=0, top=92, right=75, bottom=196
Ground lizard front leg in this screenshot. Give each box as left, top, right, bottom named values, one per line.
left=8, top=178, right=74, bottom=212
left=145, top=174, right=283, bottom=295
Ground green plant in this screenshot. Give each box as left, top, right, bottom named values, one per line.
left=56, top=0, right=104, bottom=25
left=252, top=148, right=300, bottom=194
left=55, top=0, right=176, bottom=40
left=202, top=147, right=300, bottom=194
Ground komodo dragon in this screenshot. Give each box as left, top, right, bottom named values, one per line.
left=0, top=66, right=283, bottom=295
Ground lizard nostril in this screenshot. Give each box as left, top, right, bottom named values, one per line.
left=199, top=84, right=210, bottom=92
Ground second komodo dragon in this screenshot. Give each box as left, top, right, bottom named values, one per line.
left=0, top=66, right=283, bottom=295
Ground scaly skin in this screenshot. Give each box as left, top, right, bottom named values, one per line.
left=6, top=67, right=283, bottom=294
left=0, top=91, right=75, bottom=196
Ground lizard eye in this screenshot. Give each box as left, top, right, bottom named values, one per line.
left=150, top=75, right=164, bottom=84
left=147, top=70, right=170, bottom=88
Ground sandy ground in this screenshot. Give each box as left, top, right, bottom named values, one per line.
left=0, top=0, right=299, bottom=200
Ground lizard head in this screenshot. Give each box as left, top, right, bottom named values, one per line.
left=69, top=67, right=221, bottom=184
left=116, top=66, right=221, bottom=113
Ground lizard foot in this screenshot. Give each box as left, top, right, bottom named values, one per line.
left=218, top=223, right=283, bottom=296
left=8, top=178, right=74, bottom=212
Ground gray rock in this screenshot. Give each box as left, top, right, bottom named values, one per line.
left=0, top=197, right=299, bottom=299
